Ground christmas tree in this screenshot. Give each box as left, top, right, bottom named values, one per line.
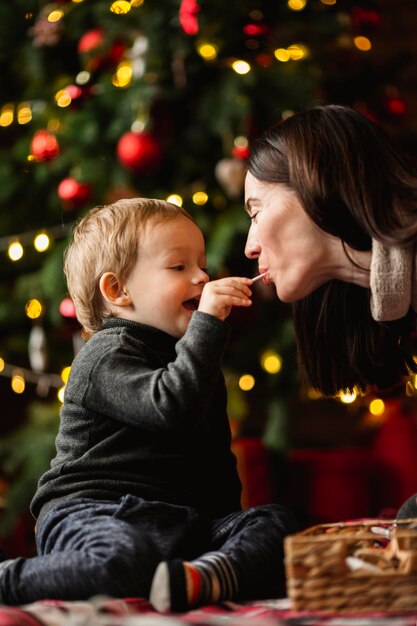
left=0, top=0, right=414, bottom=537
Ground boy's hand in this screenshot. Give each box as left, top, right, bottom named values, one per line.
left=198, top=277, right=253, bottom=321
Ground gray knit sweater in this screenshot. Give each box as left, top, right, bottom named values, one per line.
left=31, top=312, right=242, bottom=522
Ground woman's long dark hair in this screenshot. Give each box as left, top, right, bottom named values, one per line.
left=247, top=104, right=417, bottom=395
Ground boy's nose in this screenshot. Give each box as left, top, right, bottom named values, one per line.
left=192, top=268, right=209, bottom=284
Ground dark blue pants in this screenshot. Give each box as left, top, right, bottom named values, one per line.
left=0, top=496, right=296, bottom=605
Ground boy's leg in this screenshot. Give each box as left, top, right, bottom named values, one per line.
left=150, top=503, right=297, bottom=612
left=0, top=496, right=207, bottom=605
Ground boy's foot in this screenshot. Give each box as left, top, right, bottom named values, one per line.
left=149, top=552, right=238, bottom=614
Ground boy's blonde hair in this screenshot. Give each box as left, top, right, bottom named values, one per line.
left=64, top=197, right=195, bottom=336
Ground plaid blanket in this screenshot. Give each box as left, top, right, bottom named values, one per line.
left=0, top=597, right=417, bottom=626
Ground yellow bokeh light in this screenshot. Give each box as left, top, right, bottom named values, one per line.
left=0, top=104, right=14, bottom=127
left=8, top=241, right=24, bottom=261
left=61, top=366, right=71, bottom=384
left=260, top=350, right=282, bottom=374
left=321, top=0, right=336, bottom=4
left=288, top=0, right=307, bottom=10
left=354, top=36, right=372, bottom=51
left=287, top=44, right=308, bottom=60
left=76, top=71, right=91, bottom=85
left=166, top=194, right=183, bottom=207
left=239, top=374, right=255, bottom=391
left=0, top=358, right=5, bottom=373
left=234, top=136, right=248, bottom=149
left=110, top=1, right=131, bottom=14
left=307, top=387, right=323, bottom=400
left=48, top=10, right=64, bottom=22
left=369, top=398, right=385, bottom=417
left=232, top=60, right=251, bottom=75
left=131, top=0, right=144, bottom=6
left=25, top=299, right=43, bottom=320
left=192, top=191, right=208, bottom=205
left=197, top=43, right=218, bottom=61
left=55, top=89, right=72, bottom=108
left=34, top=233, right=50, bottom=252
left=58, top=386, right=66, bottom=403
left=17, top=103, right=32, bottom=125
left=338, top=390, right=357, bottom=404
left=274, top=48, right=290, bottom=62
left=11, top=373, right=25, bottom=394
left=112, top=61, right=133, bottom=88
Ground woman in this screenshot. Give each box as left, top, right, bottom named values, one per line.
left=244, top=104, right=417, bottom=396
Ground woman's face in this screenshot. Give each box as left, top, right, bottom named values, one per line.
left=244, top=172, right=340, bottom=302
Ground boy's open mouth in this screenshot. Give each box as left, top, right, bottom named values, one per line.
left=183, top=297, right=200, bottom=311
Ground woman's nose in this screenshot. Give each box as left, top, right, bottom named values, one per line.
left=244, top=226, right=260, bottom=259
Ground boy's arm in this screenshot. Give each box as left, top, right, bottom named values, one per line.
left=70, top=276, right=253, bottom=432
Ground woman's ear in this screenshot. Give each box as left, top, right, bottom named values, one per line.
left=99, top=272, right=131, bottom=307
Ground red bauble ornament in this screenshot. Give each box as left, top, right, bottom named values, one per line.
left=63, top=84, right=91, bottom=107
left=30, top=129, right=60, bottom=162
left=179, top=0, right=200, bottom=35
left=386, top=97, right=407, bottom=117
left=232, top=145, right=250, bottom=160
left=59, top=297, right=77, bottom=319
left=58, top=177, right=92, bottom=209
left=117, top=131, right=162, bottom=172
left=78, top=28, right=125, bottom=71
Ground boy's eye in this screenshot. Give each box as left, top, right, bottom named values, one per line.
left=201, top=267, right=209, bottom=275
left=171, top=265, right=185, bottom=271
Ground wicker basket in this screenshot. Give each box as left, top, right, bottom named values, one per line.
left=284, top=518, right=417, bottom=612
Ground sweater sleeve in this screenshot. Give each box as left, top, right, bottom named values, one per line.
left=65, top=312, right=230, bottom=432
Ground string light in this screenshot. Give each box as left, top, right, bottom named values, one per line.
left=61, top=366, right=71, bottom=384
left=11, top=372, right=25, bottom=394
left=112, top=61, right=133, bottom=88
left=338, top=390, right=357, bottom=404
left=287, top=0, right=307, bottom=11
left=369, top=398, right=385, bottom=416
left=47, top=9, right=64, bottom=22
left=274, top=49, right=290, bottom=62
left=0, top=222, right=73, bottom=256
left=33, top=233, right=50, bottom=252
left=55, top=89, right=72, bottom=108
left=166, top=194, right=183, bottom=206
left=192, top=191, right=208, bottom=205
left=197, top=43, right=218, bottom=61
left=0, top=360, right=64, bottom=392
left=57, top=386, right=66, bottom=403
left=110, top=0, right=131, bottom=13
left=239, top=374, right=255, bottom=391
left=354, top=36, right=372, bottom=51
left=8, top=241, right=24, bottom=261
left=231, top=60, right=251, bottom=75
left=25, top=299, right=43, bottom=320
left=17, top=103, right=32, bottom=125
left=0, top=104, right=14, bottom=127
left=260, top=350, right=282, bottom=374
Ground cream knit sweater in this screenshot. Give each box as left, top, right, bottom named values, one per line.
left=370, top=239, right=417, bottom=321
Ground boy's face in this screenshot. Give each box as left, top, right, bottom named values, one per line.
left=123, top=215, right=209, bottom=338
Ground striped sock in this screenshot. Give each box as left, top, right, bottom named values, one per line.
left=184, top=551, right=239, bottom=606
left=149, top=552, right=238, bottom=613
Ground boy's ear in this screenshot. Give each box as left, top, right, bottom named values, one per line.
left=99, top=272, right=131, bottom=307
